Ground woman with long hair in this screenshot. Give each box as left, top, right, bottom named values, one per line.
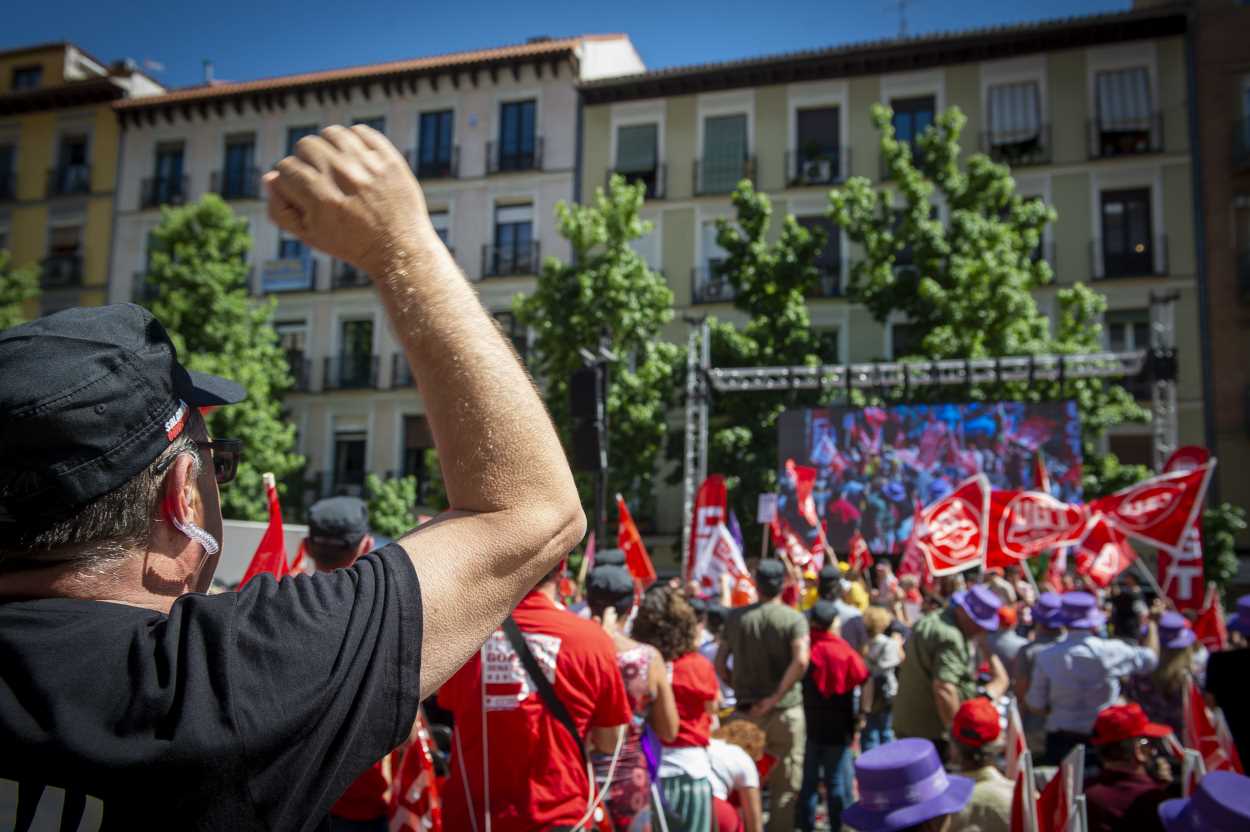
left=1123, top=612, right=1198, bottom=736
left=587, top=566, right=680, bottom=832
left=632, top=587, right=721, bottom=832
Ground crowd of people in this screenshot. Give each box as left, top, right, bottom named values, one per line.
left=3, top=124, right=1250, bottom=832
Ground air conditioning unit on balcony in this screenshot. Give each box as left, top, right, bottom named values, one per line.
left=800, top=158, right=833, bottom=184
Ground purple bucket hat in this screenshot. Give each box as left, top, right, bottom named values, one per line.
left=1034, top=591, right=1064, bottom=629
left=1156, top=611, right=1197, bottom=649
left=952, top=584, right=1002, bottom=632
left=1060, top=591, right=1105, bottom=630
left=1226, top=595, right=1250, bottom=636
left=843, top=738, right=974, bottom=832
left=1158, top=771, right=1250, bottom=832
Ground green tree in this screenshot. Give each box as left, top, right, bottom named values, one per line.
left=145, top=195, right=303, bottom=520
left=1203, top=503, right=1246, bottom=594
left=704, top=181, right=837, bottom=545
left=515, top=175, right=681, bottom=522
left=828, top=104, right=1148, bottom=497
left=366, top=473, right=419, bottom=540
left=0, top=250, right=38, bottom=330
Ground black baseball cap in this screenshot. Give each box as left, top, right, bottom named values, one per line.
left=595, top=548, right=627, bottom=567
left=810, top=599, right=839, bottom=629
left=586, top=565, right=635, bottom=606
left=756, top=558, right=786, bottom=595
left=0, top=304, right=245, bottom=524
left=307, top=496, right=370, bottom=547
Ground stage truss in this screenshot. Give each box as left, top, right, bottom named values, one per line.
left=680, top=293, right=1181, bottom=565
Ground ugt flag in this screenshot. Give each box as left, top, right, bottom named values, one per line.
left=914, top=475, right=989, bottom=576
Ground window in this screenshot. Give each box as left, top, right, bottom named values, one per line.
left=693, top=220, right=733, bottom=303
left=1100, top=188, right=1154, bottom=277
left=816, top=327, right=840, bottom=364
left=890, top=322, right=926, bottom=359
left=353, top=117, right=385, bottom=134
left=0, top=144, right=14, bottom=200
left=798, top=216, right=840, bottom=296
left=986, top=82, right=1044, bottom=164
left=332, top=431, right=368, bottom=496
left=488, top=203, right=534, bottom=276
left=287, top=125, right=318, bottom=155
left=278, top=238, right=305, bottom=259
left=1109, top=434, right=1153, bottom=468
left=494, top=311, right=529, bottom=363
left=43, top=224, right=83, bottom=290
left=275, top=320, right=309, bottom=391
left=793, top=107, right=840, bottom=185
left=52, top=135, right=89, bottom=195
left=220, top=134, right=257, bottom=199
left=700, top=114, right=749, bottom=194
left=402, top=415, right=435, bottom=499
left=498, top=100, right=538, bottom=171
left=1094, top=68, right=1155, bottom=157
left=891, top=96, right=936, bottom=154
left=331, top=319, right=375, bottom=389
left=429, top=210, right=450, bottom=249
left=615, top=123, right=660, bottom=197
left=1106, top=309, right=1150, bottom=352
left=418, top=110, right=455, bottom=178
left=149, top=143, right=185, bottom=206
left=11, top=65, right=42, bottom=91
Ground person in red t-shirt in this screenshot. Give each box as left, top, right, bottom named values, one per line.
left=438, top=563, right=632, bottom=832
left=633, top=587, right=721, bottom=832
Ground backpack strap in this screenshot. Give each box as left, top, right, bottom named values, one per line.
left=501, top=616, right=587, bottom=763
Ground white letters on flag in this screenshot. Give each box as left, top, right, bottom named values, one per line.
left=691, top=523, right=753, bottom=597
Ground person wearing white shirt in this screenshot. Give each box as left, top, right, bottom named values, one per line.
left=708, top=722, right=765, bottom=832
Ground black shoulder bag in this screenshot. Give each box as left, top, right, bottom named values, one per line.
left=500, top=616, right=588, bottom=763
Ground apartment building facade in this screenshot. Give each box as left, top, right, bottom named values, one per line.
left=581, top=6, right=1208, bottom=536
left=109, top=36, right=643, bottom=507
left=0, top=42, right=161, bottom=316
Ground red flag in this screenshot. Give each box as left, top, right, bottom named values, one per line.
left=1073, top=514, right=1136, bottom=588
left=1090, top=463, right=1216, bottom=554
left=1046, top=546, right=1068, bottom=590
left=390, top=713, right=444, bottom=832
left=914, top=475, right=990, bottom=576
left=847, top=532, right=873, bottom=572
left=289, top=540, right=306, bottom=574
left=692, top=523, right=756, bottom=603
left=688, top=475, right=727, bottom=580
left=617, top=494, right=657, bottom=587
left=1035, top=770, right=1067, bottom=832
left=1034, top=451, right=1052, bottom=495
left=240, top=473, right=289, bottom=586
left=984, top=491, right=1088, bottom=570
left=1184, top=679, right=1244, bottom=774
left=1010, top=750, right=1038, bottom=832
left=1006, top=700, right=1029, bottom=781
left=773, top=460, right=828, bottom=571
left=1194, top=585, right=1229, bottom=653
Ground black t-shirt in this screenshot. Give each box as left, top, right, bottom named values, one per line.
left=0, top=543, right=422, bottom=831
left=1205, top=647, right=1250, bottom=765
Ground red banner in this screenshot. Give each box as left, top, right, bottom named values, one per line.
left=1156, top=448, right=1213, bottom=612
left=915, top=475, right=989, bottom=577
left=687, top=475, right=727, bottom=580
left=1184, top=679, right=1244, bottom=774
left=1073, top=514, right=1136, bottom=588
left=847, top=532, right=873, bottom=572
left=1194, top=584, right=1229, bottom=653
left=774, top=460, right=828, bottom=570
left=1090, top=463, right=1215, bottom=555
left=617, top=494, right=657, bottom=587
left=240, top=473, right=289, bottom=586
left=985, top=490, right=1088, bottom=569
left=390, top=714, right=443, bottom=832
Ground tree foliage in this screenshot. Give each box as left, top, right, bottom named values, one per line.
left=0, top=250, right=38, bottom=331
left=1203, top=503, right=1246, bottom=593
left=366, top=473, right=419, bottom=541
left=145, top=195, right=303, bottom=520
left=828, top=104, right=1148, bottom=498
left=515, top=175, right=681, bottom=522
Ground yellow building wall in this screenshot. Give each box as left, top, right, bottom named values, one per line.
left=0, top=48, right=65, bottom=90
left=754, top=85, right=787, bottom=192
left=665, top=96, right=696, bottom=201
left=945, top=64, right=981, bottom=161
left=581, top=105, right=611, bottom=202
left=1047, top=50, right=1088, bottom=166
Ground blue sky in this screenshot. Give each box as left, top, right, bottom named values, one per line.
left=7, top=0, right=1128, bottom=89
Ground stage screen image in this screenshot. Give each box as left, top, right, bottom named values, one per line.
left=777, top=401, right=1083, bottom=558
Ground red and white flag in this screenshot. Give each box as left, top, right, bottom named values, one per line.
left=1006, top=699, right=1029, bottom=781
left=617, top=494, right=657, bottom=588
left=848, top=532, right=873, bottom=572
left=915, top=475, right=990, bottom=577
left=1181, top=749, right=1207, bottom=797
left=1073, top=514, right=1136, bottom=589
left=984, top=491, right=1088, bottom=570
left=1046, top=546, right=1068, bottom=590
left=240, top=472, right=290, bottom=586
left=687, top=475, right=728, bottom=581
left=1193, top=584, right=1229, bottom=653
left=1009, top=749, right=1039, bottom=832
left=1033, top=451, right=1052, bottom=495
left=1090, top=463, right=1216, bottom=555
left=389, top=713, right=443, bottom=832
left=1184, top=678, right=1244, bottom=774
left=691, top=523, right=755, bottom=601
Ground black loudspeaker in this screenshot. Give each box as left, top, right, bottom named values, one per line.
left=570, top=366, right=604, bottom=472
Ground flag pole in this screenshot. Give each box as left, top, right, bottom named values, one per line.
left=1132, top=556, right=1170, bottom=606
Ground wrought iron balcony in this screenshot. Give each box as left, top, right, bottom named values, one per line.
left=690, top=263, right=736, bottom=305
left=391, top=352, right=414, bottom=387
left=980, top=125, right=1052, bottom=167
left=1088, top=113, right=1164, bottom=159
left=694, top=156, right=754, bottom=196
left=1235, top=116, right=1250, bottom=170
left=487, top=137, right=544, bottom=174
left=1091, top=234, right=1169, bottom=279
left=608, top=164, right=666, bottom=199
left=323, top=354, right=380, bottom=390
left=140, top=175, right=188, bottom=209
left=285, top=350, right=312, bottom=392
left=786, top=148, right=849, bottom=187
left=210, top=167, right=261, bottom=200
left=331, top=260, right=371, bottom=290
left=47, top=164, right=90, bottom=197
left=481, top=241, right=540, bottom=278
left=0, top=169, right=15, bottom=201
left=260, top=257, right=317, bottom=293
left=41, top=253, right=83, bottom=289
left=407, top=146, right=459, bottom=180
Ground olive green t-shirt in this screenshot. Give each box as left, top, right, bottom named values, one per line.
left=893, top=607, right=975, bottom=741
left=724, top=601, right=810, bottom=711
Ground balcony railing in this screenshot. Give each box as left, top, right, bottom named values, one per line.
left=1235, top=116, right=1250, bottom=170
left=691, top=264, right=736, bottom=305
left=487, top=137, right=544, bottom=174
left=481, top=241, right=540, bottom=277
left=694, top=156, right=754, bottom=196
left=391, top=352, right=414, bottom=387
left=407, top=146, right=459, bottom=180
left=140, top=175, right=188, bottom=209
left=47, top=165, right=90, bottom=197
left=608, top=164, right=666, bottom=199
left=0, top=170, right=15, bottom=201
left=1088, top=113, right=1164, bottom=159
left=980, top=125, right=1052, bottom=167
left=41, top=253, right=83, bottom=289
left=285, top=350, right=313, bottom=393
left=331, top=260, right=371, bottom=290
left=1091, top=234, right=1169, bottom=279
left=210, top=167, right=261, bottom=200
left=1238, top=248, right=1250, bottom=303
left=323, top=354, right=379, bottom=390
left=786, top=148, right=849, bottom=187
left=132, top=271, right=159, bottom=304
left=260, top=257, right=317, bottom=293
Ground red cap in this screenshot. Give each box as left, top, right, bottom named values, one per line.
left=998, top=605, right=1018, bottom=628
left=952, top=697, right=1001, bottom=748
left=1091, top=703, right=1172, bottom=746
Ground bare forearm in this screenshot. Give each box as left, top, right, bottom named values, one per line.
left=985, top=654, right=1009, bottom=699
left=934, top=681, right=960, bottom=727
left=741, top=788, right=763, bottom=832
left=773, top=656, right=808, bottom=701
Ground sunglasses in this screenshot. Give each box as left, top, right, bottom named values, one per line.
left=198, top=439, right=242, bottom=485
